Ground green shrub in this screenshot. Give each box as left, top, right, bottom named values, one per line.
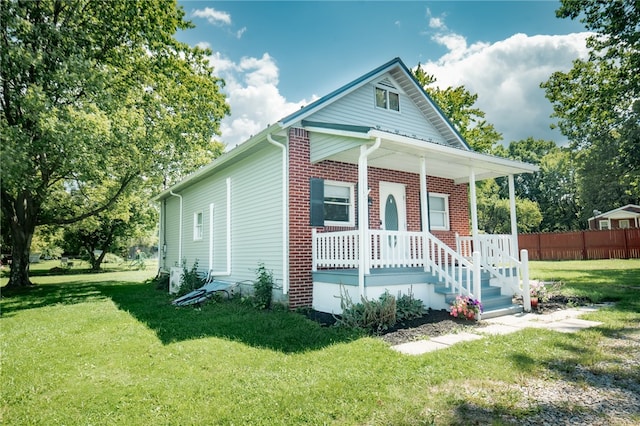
left=335, top=288, right=397, bottom=334
left=148, top=273, right=169, bottom=291
left=396, top=288, right=424, bottom=323
left=252, top=263, right=273, bottom=310
left=179, top=259, right=203, bottom=295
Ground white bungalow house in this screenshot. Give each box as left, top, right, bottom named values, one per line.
left=154, top=58, right=538, bottom=318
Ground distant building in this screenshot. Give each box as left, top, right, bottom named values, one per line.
left=588, top=204, right=640, bottom=230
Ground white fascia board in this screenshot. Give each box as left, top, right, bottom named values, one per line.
left=303, top=125, right=372, bottom=140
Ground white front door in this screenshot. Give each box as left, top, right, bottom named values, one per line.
left=379, top=182, right=406, bottom=232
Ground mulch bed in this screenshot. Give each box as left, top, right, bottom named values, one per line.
left=306, top=294, right=594, bottom=346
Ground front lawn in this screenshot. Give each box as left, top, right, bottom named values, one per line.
left=1, top=259, right=639, bottom=425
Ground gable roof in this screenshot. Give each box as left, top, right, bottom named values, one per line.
left=154, top=57, right=537, bottom=201
left=279, top=57, right=471, bottom=150
left=588, top=204, right=640, bottom=221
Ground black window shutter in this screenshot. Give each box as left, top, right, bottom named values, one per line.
left=310, top=178, right=325, bottom=226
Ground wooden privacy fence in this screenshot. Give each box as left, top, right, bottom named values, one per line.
left=519, top=229, right=640, bottom=261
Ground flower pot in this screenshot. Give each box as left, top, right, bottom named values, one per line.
left=531, top=297, right=539, bottom=309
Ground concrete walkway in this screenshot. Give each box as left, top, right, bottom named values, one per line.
left=392, top=306, right=604, bottom=355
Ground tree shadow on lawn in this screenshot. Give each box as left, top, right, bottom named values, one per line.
left=1, top=279, right=363, bottom=353
left=0, top=280, right=108, bottom=316
left=98, top=281, right=364, bottom=354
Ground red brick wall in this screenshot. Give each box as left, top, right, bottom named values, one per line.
left=287, top=128, right=470, bottom=308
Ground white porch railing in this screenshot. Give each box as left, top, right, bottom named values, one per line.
left=456, top=234, right=530, bottom=306
left=312, top=229, right=482, bottom=300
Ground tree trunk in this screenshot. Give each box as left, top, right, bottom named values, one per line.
left=3, top=191, right=40, bottom=288
left=7, top=213, right=36, bottom=288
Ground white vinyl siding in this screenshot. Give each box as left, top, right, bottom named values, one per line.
left=309, top=132, right=364, bottom=163
left=307, top=78, right=448, bottom=146
left=429, top=193, right=450, bottom=231
left=160, top=143, right=284, bottom=285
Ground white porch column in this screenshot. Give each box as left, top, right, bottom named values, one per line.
left=420, top=157, right=430, bottom=272
left=508, top=174, right=519, bottom=258
left=358, top=138, right=381, bottom=298
left=468, top=169, right=479, bottom=255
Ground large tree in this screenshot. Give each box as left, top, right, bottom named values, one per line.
left=0, top=0, right=230, bottom=288
left=413, top=65, right=542, bottom=233
left=542, top=0, right=640, bottom=219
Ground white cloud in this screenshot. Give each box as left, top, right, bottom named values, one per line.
left=422, top=30, right=592, bottom=144
left=207, top=52, right=315, bottom=147
left=192, top=7, right=231, bottom=26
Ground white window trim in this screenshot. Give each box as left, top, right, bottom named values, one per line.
left=374, top=85, right=400, bottom=113
left=193, top=211, right=203, bottom=241
left=599, top=219, right=610, bottom=230
left=324, top=180, right=355, bottom=227
left=429, top=193, right=450, bottom=231
left=619, top=219, right=630, bottom=229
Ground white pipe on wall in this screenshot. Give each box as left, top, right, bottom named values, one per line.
left=267, top=133, right=289, bottom=294
left=169, top=190, right=183, bottom=263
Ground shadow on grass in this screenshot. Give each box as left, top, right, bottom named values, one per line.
left=100, top=281, right=364, bottom=353
left=1, top=278, right=363, bottom=353
left=0, top=280, right=108, bottom=316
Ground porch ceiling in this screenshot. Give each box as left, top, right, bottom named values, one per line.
left=310, top=128, right=538, bottom=184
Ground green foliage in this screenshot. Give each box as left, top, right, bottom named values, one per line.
left=477, top=180, right=542, bottom=234
left=252, top=263, right=274, bottom=310
left=335, top=288, right=398, bottom=334
left=0, top=0, right=230, bottom=287
left=395, top=289, right=425, bottom=323
left=179, top=259, right=203, bottom=296
left=541, top=1, right=640, bottom=222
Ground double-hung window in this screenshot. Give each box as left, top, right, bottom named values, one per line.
left=310, top=179, right=355, bottom=227
left=428, top=193, right=450, bottom=231
left=193, top=211, right=203, bottom=240
left=375, top=86, right=400, bottom=112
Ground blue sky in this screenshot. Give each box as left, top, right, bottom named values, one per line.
left=176, top=1, right=591, bottom=147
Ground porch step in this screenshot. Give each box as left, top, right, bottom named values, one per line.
left=480, top=304, right=523, bottom=320
left=434, top=281, right=519, bottom=318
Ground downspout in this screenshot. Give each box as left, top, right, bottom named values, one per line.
left=209, top=177, right=232, bottom=276
left=169, top=190, right=183, bottom=263
left=358, top=137, right=381, bottom=299
left=267, top=133, right=289, bottom=294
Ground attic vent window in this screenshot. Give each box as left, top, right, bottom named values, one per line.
left=375, top=86, right=400, bottom=112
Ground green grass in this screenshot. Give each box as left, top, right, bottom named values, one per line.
left=1, top=259, right=639, bottom=425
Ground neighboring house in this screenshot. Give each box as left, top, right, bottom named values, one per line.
left=588, top=204, right=640, bottom=230
left=154, top=58, right=539, bottom=317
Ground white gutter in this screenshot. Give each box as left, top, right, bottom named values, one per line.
left=267, top=134, right=289, bottom=294
left=358, top=137, right=381, bottom=298
left=169, top=190, right=183, bottom=263
left=209, top=177, right=231, bottom=276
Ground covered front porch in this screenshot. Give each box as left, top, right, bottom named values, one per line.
left=306, top=125, right=538, bottom=317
